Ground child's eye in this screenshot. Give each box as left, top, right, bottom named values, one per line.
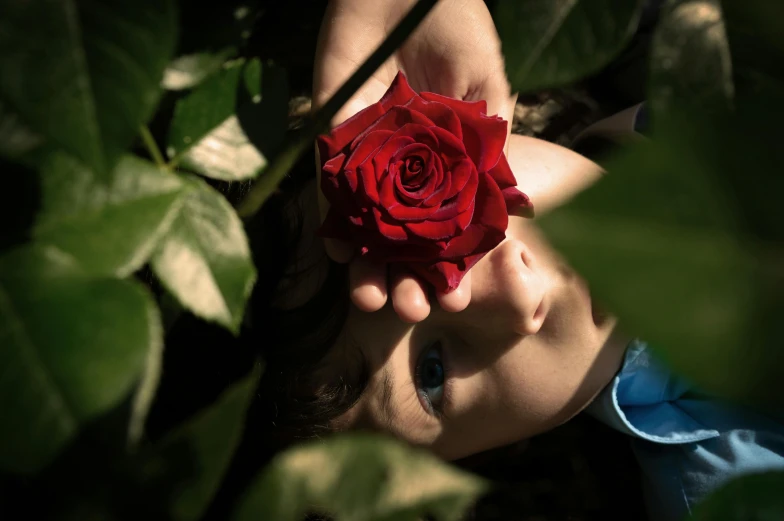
left=415, top=342, right=445, bottom=414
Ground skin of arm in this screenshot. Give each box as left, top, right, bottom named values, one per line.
left=507, top=134, right=604, bottom=216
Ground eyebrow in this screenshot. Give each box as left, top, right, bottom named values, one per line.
left=379, top=366, right=398, bottom=429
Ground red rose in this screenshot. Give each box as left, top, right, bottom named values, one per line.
left=317, top=72, right=533, bottom=293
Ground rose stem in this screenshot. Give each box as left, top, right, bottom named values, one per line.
left=236, top=0, right=439, bottom=219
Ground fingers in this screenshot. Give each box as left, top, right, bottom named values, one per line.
left=349, top=256, right=388, bottom=312
left=350, top=258, right=471, bottom=321
left=436, top=270, right=472, bottom=313
left=312, top=0, right=398, bottom=125
left=391, top=268, right=431, bottom=323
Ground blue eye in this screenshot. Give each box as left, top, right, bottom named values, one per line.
left=416, top=343, right=445, bottom=413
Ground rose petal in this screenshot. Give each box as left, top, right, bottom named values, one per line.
left=404, top=191, right=474, bottom=240
left=404, top=219, right=458, bottom=241
left=322, top=153, right=347, bottom=179
left=502, top=187, right=535, bottom=217
left=438, top=173, right=508, bottom=259
left=386, top=202, right=439, bottom=222
left=404, top=96, right=463, bottom=140
left=363, top=106, right=434, bottom=137
left=439, top=223, right=505, bottom=260
left=408, top=255, right=484, bottom=293
left=487, top=152, right=518, bottom=189
left=378, top=162, right=400, bottom=209
left=387, top=122, right=440, bottom=150
left=421, top=92, right=507, bottom=173
left=321, top=162, right=366, bottom=220
left=429, top=170, right=478, bottom=222
left=391, top=143, right=433, bottom=189
left=429, top=126, right=469, bottom=163
left=406, top=157, right=444, bottom=206
left=345, top=130, right=395, bottom=171
left=357, top=163, right=380, bottom=205
left=441, top=158, right=474, bottom=200
left=345, top=130, right=395, bottom=205
left=470, top=172, right=509, bottom=233
left=395, top=168, right=438, bottom=204
left=373, top=135, right=416, bottom=183
left=317, top=102, right=386, bottom=158
left=380, top=71, right=419, bottom=110
left=372, top=207, right=409, bottom=241
left=454, top=199, right=475, bottom=231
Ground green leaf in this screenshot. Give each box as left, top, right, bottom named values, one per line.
left=0, top=0, right=177, bottom=177
left=128, top=317, right=164, bottom=447
left=0, top=245, right=161, bottom=474
left=649, top=0, right=734, bottom=119
left=0, top=100, right=44, bottom=161
left=234, top=434, right=488, bottom=521
left=495, top=0, right=646, bottom=93
left=33, top=153, right=185, bottom=277
left=151, top=176, right=256, bottom=333
left=538, top=111, right=784, bottom=402
left=691, top=471, right=784, bottom=521
left=162, top=49, right=237, bottom=91
left=167, top=59, right=289, bottom=181
left=160, top=364, right=262, bottom=521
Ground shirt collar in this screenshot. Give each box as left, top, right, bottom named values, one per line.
left=587, top=339, right=720, bottom=444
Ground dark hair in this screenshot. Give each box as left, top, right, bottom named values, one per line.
left=238, top=137, right=369, bottom=448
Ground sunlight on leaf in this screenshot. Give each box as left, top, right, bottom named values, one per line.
left=128, top=314, right=164, bottom=447
left=0, top=245, right=160, bottom=474
left=234, top=434, right=487, bottom=521
left=34, top=154, right=185, bottom=277
left=151, top=176, right=256, bottom=333
left=179, top=116, right=267, bottom=180
left=163, top=49, right=237, bottom=91
left=649, top=0, right=734, bottom=118
left=167, top=59, right=289, bottom=181
left=0, top=100, right=43, bottom=161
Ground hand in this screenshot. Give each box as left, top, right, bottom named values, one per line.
left=313, top=0, right=516, bottom=323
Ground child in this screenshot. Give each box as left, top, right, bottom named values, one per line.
left=252, top=3, right=784, bottom=520
left=255, top=108, right=784, bottom=520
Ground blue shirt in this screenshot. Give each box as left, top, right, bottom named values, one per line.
left=587, top=340, right=784, bottom=521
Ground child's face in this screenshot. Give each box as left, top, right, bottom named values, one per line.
left=334, top=214, right=629, bottom=460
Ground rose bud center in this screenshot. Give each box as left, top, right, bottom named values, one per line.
left=402, top=156, right=426, bottom=187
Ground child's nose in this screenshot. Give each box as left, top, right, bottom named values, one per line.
left=469, top=239, right=548, bottom=336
